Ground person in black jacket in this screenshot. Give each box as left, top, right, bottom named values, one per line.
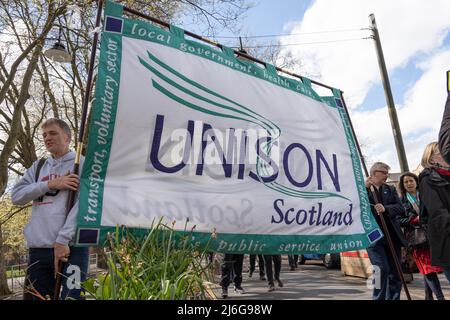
left=418, top=142, right=450, bottom=283
left=365, top=162, right=408, bottom=300
left=438, top=70, right=450, bottom=163
left=398, top=172, right=445, bottom=299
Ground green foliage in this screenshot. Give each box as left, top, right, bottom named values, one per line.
left=6, top=269, right=25, bottom=279
left=84, top=220, right=214, bottom=300
left=0, top=200, right=30, bottom=261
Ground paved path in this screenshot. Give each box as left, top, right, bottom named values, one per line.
left=3, top=260, right=449, bottom=300
left=211, top=260, right=450, bottom=300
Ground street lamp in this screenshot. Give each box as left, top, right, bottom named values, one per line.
left=44, top=27, right=72, bottom=63
left=44, top=42, right=72, bottom=63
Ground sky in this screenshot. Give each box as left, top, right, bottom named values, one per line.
left=209, top=0, right=450, bottom=173
left=2, top=1, right=448, bottom=174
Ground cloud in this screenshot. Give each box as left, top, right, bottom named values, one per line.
left=399, top=49, right=450, bottom=166
left=345, top=48, right=450, bottom=172
left=281, top=0, right=450, bottom=172
left=400, top=49, right=450, bottom=133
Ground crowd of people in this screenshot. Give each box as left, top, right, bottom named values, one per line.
left=360, top=85, right=450, bottom=300
left=219, top=140, right=450, bottom=300
left=364, top=154, right=449, bottom=300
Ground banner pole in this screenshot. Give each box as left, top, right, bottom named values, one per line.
left=338, top=91, right=412, bottom=300
left=54, top=0, right=104, bottom=300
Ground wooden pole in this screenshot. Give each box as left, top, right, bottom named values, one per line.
left=369, top=14, right=409, bottom=172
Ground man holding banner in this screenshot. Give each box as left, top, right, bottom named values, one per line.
left=365, top=162, right=407, bottom=300
left=12, top=119, right=88, bottom=300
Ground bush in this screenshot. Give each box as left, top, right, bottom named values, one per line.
left=83, top=219, right=214, bottom=300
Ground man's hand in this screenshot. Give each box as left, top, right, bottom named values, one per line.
left=48, top=172, right=79, bottom=191
left=374, top=203, right=386, bottom=215
left=54, top=242, right=70, bottom=277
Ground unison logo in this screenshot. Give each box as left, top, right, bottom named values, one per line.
left=139, top=51, right=350, bottom=201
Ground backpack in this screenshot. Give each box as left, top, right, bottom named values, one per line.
left=35, top=157, right=47, bottom=203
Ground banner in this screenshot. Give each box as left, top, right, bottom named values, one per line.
left=75, top=0, right=383, bottom=254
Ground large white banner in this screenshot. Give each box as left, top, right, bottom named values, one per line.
left=76, top=1, right=382, bottom=254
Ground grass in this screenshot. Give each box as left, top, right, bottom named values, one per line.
left=83, top=219, right=215, bottom=300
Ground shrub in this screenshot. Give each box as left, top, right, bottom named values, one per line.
left=83, top=219, right=214, bottom=300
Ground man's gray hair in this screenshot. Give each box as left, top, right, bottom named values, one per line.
left=41, top=118, right=72, bottom=140
left=370, top=162, right=390, bottom=176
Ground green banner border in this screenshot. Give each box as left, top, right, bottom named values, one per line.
left=80, top=225, right=374, bottom=254
left=77, top=1, right=123, bottom=234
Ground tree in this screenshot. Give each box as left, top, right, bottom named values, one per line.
left=0, top=0, right=68, bottom=199
left=0, top=2, right=68, bottom=294
left=166, top=0, right=251, bottom=36
left=0, top=199, right=30, bottom=296
left=0, top=0, right=253, bottom=194
left=248, top=39, right=304, bottom=71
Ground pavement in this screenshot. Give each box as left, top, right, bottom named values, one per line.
left=3, top=259, right=449, bottom=300
left=210, top=258, right=450, bottom=300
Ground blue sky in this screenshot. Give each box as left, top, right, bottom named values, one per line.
left=202, top=0, right=450, bottom=173
left=239, top=0, right=313, bottom=36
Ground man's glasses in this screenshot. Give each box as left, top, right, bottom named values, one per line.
left=375, top=170, right=390, bottom=176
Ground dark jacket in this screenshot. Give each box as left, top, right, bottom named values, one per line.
left=419, top=168, right=450, bottom=267
left=399, top=195, right=418, bottom=226
left=399, top=194, right=425, bottom=247
left=438, top=90, right=450, bottom=164
left=366, top=184, right=408, bottom=247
